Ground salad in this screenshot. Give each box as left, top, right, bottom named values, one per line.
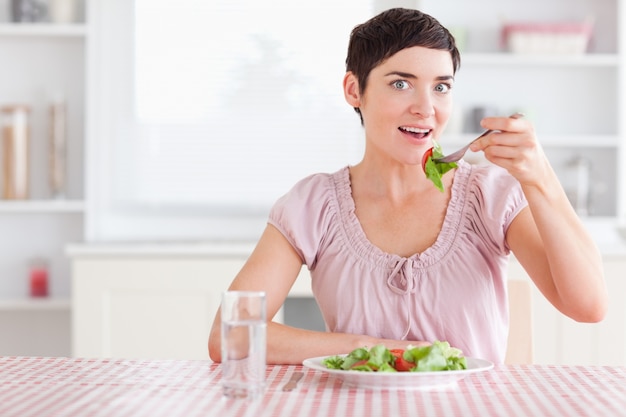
left=322, top=341, right=467, bottom=373
left=421, top=140, right=457, bottom=192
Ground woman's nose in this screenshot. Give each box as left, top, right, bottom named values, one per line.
left=409, top=93, right=435, bottom=117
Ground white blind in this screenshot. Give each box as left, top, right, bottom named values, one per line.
left=118, top=0, right=371, bottom=208
left=88, top=0, right=417, bottom=241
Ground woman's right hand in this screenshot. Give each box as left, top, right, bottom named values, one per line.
left=469, top=115, right=547, bottom=187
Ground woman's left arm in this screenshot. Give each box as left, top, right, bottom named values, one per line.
left=471, top=116, right=608, bottom=322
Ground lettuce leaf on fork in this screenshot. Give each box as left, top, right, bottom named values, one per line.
left=423, top=140, right=457, bottom=192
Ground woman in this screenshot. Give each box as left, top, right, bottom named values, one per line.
left=208, top=8, right=607, bottom=365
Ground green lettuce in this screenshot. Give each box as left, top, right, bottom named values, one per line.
left=403, top=341, right=467, bottom=371
left=322, top=341, right=466, bottom=373
left=424, top=140, right=457, bottom=192
left=323, top=344, right=397, bottom=372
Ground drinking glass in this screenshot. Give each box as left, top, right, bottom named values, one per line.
left=220, top=291, right=267, bottom=399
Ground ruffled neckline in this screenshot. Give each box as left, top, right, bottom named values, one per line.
left=332, top=161, right=471, bottom=268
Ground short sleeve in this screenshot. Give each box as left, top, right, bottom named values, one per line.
left=465, top=164, right=528, bottom=254
left=268, top=172, right=338, bottom=268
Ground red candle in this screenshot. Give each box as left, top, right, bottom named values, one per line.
left=30, top=267, right=48, bottom=297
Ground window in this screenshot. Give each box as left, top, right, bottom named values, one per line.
left=87, top=0, right=411, bottom=241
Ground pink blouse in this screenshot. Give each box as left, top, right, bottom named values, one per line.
left=268, top=160, right=528, bottom=363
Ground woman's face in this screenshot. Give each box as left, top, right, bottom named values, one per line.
left=348, top=46, right=454, bottom=165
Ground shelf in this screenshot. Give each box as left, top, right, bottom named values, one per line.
left=0, top=199, right=85, bottom=213
left=538, top=134, right=620, bottom=148
left=462, top=53, right=619, bottom=67
left=0, top=23, right=87, bottom=37
left=0, top=297, right=70, bottom=311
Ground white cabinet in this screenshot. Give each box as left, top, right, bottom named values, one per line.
left=596, top=256, right=626, bottom=364
left=70, top=244, right=626, bottom=365
left=0, top=0, right=87, bottom=356
left=71, top=254, right=242, bottom=359
left=69, top=244, right=312, bottom=360
left=507, top=253, right=626, bottom=366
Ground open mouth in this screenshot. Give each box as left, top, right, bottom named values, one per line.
left=399, top=126, right=432, bottom=140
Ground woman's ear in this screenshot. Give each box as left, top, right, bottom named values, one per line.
left=343, top=72, right=361, bottom=107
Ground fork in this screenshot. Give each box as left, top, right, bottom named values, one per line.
left=433, top=112, right=523, bottom=163
left=281, top=371, right=304, bottom=391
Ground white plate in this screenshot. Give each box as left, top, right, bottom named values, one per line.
left=302, top=356, right=494, bottom=390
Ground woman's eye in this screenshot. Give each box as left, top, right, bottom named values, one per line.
left=392, top=80, right=410, bottom=90
left=435, top=83, right=452, bottom=93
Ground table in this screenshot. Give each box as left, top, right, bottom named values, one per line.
left=0, top=357, right=625, bottom=417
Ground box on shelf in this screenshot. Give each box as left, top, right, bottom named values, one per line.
left=1, top=104, right=31, bottom=200
left=501, top=20, right=594, bottom=55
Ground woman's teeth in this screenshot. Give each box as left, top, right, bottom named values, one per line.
left=400, top=126, right=431, bottom=138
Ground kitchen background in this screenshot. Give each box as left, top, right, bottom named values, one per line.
left=0, top=0, right=625, bottom=365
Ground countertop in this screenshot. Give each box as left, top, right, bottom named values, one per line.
left=66, top=217, right=626, bottom=257
left=65, top=241, right=257, bottom=258
left=581, top=217, right=626, bottom=256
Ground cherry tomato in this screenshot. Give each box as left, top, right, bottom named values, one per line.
left=390, top=349, right=414, bottom=372
left=421, top=147, right=433, bottom=172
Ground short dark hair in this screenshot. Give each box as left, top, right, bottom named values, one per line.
left=346, top=8, right=461, bottom=122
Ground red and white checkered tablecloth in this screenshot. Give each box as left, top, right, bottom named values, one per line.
left=0, top=356, right=625, bottom=417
